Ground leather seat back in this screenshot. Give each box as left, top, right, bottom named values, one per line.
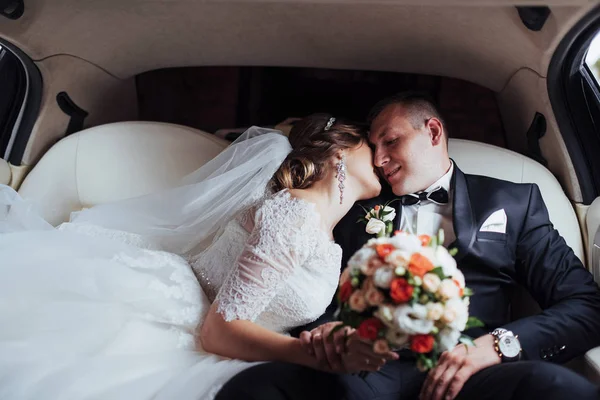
left=18, top=122, right=228, bottom=226
left=20, top=126, right=584, bottom=264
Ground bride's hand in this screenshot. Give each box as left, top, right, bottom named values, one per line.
left=340, top=333, right=399, bottom=374
left=299, top=321, right=350, bottom=372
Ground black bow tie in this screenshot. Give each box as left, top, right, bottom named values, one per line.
left=400, top=187, right=449, bottom=206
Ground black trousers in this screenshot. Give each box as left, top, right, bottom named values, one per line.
left=215, top=359, right=600, bottom=400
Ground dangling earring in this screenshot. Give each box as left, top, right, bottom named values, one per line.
left=336, top=155, right=346, bottom=205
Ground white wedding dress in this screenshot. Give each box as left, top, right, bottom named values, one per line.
left=0, top=129, right=343, bottom=400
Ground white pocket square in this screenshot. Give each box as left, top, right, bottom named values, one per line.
left=479, top=209, right=507, bottom=233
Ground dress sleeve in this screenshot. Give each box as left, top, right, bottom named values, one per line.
left=215, top=197, right=313, bottom=322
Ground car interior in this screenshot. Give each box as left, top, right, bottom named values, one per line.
left=1, top=0, right=600, bottom=385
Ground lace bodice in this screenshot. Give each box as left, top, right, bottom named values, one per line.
left=192, top=190, right=342, bottom=333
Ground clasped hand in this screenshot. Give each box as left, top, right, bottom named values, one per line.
left=299, top=322, right=399, bottom=374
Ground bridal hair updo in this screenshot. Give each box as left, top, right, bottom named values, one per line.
left=271, top=113, right=367, bottom=192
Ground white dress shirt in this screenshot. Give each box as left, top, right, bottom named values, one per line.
left=399, top=162, right=456, bottom=247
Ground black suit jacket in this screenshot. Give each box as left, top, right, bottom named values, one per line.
left=305, top=164, right=600, bottom=364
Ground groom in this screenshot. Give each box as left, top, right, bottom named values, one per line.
left=216, top=92, right=600, bottom=399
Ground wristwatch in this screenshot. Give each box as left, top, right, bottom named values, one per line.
left=490, top=328, right=522, bottom=362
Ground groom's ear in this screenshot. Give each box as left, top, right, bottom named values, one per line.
left=426, top=118, right=445, bottom=146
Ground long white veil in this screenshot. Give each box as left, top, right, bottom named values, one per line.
left=0, top=127, right=292, bottom=256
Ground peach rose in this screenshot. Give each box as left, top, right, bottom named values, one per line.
left=365, top=287, right=385, bottom=306
left=422, top=273, right=442, bottom=293
left=349, top=290, right=368, bottom=312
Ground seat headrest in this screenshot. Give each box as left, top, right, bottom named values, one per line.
left=19, top=121, right=228, bottom=225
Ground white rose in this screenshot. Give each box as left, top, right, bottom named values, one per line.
left=374, top=304, right=395, bottom=327
left=426, top=302, right=444, bottom=321
left=436, top=246, right=458, bottom=277
left=373, top=267, right=394, bottom=289
left=385, top=328, right=410, bottom=348
left=347, top=247, right=376, bottom=274
left=422, top=273, right=442, bottom=293
left=390, top=232, right=421, bottom=253
left=452, top=269, right=466, bottom=290
left=366, top=218, right=386, bottom=235
left=438, top=327, right=461, bottom=352
left=385, top=250, right=411, bottom=268
left=393, top=304, right=434, bottom=335
left=380, top=206, right=396, bottom=222
left=443, top=298, right=468, bottom=330
left=418, top=246, right=438, bottom=266
left=438, top=279, right=460, bottom=300
left=463, top=296, right=470, bottom=308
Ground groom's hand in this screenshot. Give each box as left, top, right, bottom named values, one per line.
left=419, top=334, right=500, bottom=400
left=299, top=322, right=349, bottom=372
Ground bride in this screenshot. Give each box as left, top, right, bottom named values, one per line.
left=0, top=114, right=383, bottom=399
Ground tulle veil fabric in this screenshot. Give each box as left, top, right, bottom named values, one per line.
left=1, top=127, right=292, bottom=255
left=0, top=127, right=293, bottom=400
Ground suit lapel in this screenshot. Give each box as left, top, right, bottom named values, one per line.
left=449, top=164, right=476, bottom=263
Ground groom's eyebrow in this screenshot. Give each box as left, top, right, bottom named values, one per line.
left=373, top=129, right=388, bottom=142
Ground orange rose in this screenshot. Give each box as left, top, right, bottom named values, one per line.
left=408, top=253, right=435, bottom=277
left=376, top=244, right=395, bottom=260
left=390, top=278, right=414, bottom=303
left=418, top=234, right=431, bottom=246
left=357, top=317, right=384, bottom=341
left=339, top=281, right=354, bottom=303
left=410, top=334, right=435, bottom=354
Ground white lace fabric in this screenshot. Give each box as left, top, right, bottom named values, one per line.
left=0, top=188, right=342, bottom=400
left=194, top=190, right=342, bottom=333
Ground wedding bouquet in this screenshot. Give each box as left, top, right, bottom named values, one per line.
left=335, top=202, right=482, bottom=371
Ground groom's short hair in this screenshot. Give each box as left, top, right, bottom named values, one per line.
left=368, top=91, right=448, bottom=141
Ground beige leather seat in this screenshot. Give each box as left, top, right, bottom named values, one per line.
left=18, top=122, right=228, bottom=226
left=18, top=123, right=598, bottom=381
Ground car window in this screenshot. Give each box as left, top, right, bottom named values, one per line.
left=586, top=31, right=600, bottom=84
left=0, top=44, right=27, bottom=160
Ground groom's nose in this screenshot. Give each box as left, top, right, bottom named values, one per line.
left=373, top=148, right=389, bottom=168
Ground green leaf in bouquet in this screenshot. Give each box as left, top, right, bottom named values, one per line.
left=437, top=229, right=445, bottom=247
left=430, top=267, right=446, bottom=280
left=385, top=223, right=393, bottom=235
left=351, top=277, right=360, bottom=287
left=465, top=316, right=485, bottom=330
left=462, top=287, right=474, bottom=297
left=429, top=235, right=438, bottom=248
left=448, top=247, right=458, bottom=257
left=419, top=293, right=429, bottom=304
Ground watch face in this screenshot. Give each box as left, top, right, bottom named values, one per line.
left=499, top=336, right=521, bottom=358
